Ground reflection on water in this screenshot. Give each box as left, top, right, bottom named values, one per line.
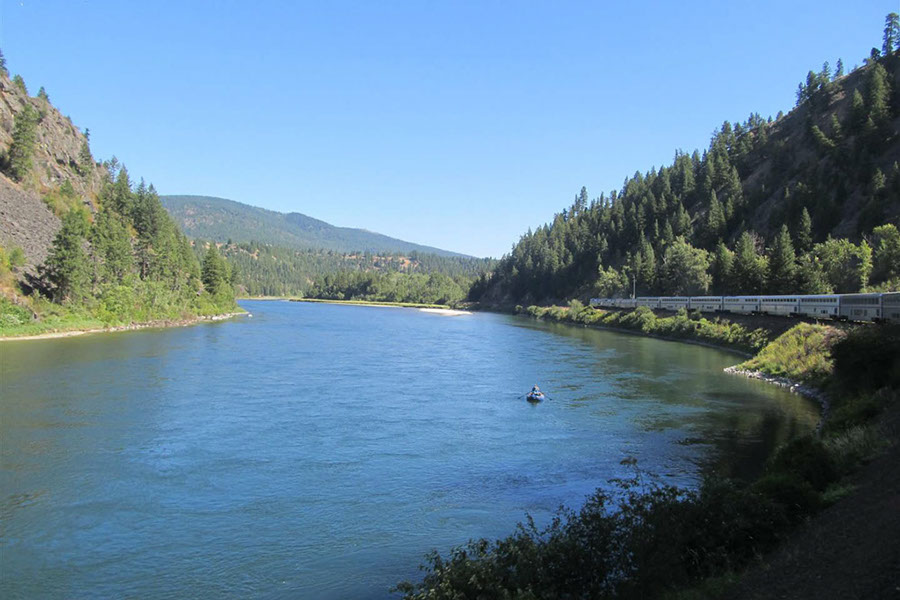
left=0, top=301, right=819, bottom=599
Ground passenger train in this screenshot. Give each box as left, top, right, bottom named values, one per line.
left=589, top=293, right=900, bottom=324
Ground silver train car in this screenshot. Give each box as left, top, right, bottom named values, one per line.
left=589, top=292, right=900, bottom=324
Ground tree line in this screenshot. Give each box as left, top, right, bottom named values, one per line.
left=478, top=31, right=900, bottom=304
left=217, top=240, right=494, bottom=299
left=35, top=166, right=237, bottom=322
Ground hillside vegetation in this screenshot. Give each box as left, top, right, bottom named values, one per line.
left=161, top=195, right=468, bottom=257
left=0, top=56, right=236, bottom=336
left=214, top=239, right=494, bottom=300
left=476, top=39, right=900, bottom=306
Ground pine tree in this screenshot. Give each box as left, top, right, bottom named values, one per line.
left=202, top=245, right=229, bottom=296
left=767, top=225, right=797, bottom=293
left=0, top=48, right=7, bottom=77
left=796, top=208, right=813, bottom=253
left=92, top=208, right=133, bottom=284
left=37, top=86, right=49, bottom=102
left=732, top=232, right=768, bottom=293
left=835, top=58, right=844, bottom=78
left=706, top=190, right=726, bottom=243
left=866, top=63, right=891, bottom=127
left=5, top=105, right=39, bottom=181
left=12, top=74, right=27, bottom=95
left=42, top=210, right=91, bottom=303
left=883, top=12, right=899, bottom=55
left=711, top=242, right=735, bottom=294
left=850, top=89, right=866, bottom=131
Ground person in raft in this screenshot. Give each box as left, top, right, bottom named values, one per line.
left=531, top=385, right=541, bottom=395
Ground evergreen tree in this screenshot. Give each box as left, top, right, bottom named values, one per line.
left=12, top=74, right=27, bottom=95
left=767, top=225, right=797, bottom=293
left=42, top=210, right=91, bottom=303
left=711, top=242, right=735, bottom=294
left=732, top=232, right=768, bottom=293
left=5, top=105, right=39, bottom=181
left=706, top=190, right=726, bottom=243
left=0, top=48, right=7, bottom=77
left=883, top=12, right=899, bottom=55
left=835, top=58, right=844, bottom=78
left=91, top=207, right=133, bottom=284
left=866, top=63, right=891, bottom=127
left=795, top=208, right=813, bottom=254
left=37, top=86, right=49, bottom=102
left=849, top=89, right=866, bottom=131
left=202, top=245, right=229, bottom=296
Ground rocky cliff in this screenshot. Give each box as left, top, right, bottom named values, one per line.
left=0, top=69, right=108, bottom=270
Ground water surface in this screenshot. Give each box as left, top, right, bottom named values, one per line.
left=0, top=300, right=818, bottom=598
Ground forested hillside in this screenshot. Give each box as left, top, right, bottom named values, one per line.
left=217, top=239, right=494, bottom=299
left=161, top=195, right=468, bottom=257
left=0, top=54, right=236, bottom=336
left=477, top=25, right=900, bottom=305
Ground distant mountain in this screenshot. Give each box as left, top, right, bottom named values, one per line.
left=160, top=195, right=470, bottom=257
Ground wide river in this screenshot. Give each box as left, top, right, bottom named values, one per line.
left=1, top=300, right=818, bottom=599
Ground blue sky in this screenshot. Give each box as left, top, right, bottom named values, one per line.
left=1, top=1, right=893, bottom=257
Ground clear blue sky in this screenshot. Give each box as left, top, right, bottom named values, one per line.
left=1, top=1, right=893, bottom=257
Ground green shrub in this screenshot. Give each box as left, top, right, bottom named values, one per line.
left=830, top=324, right=900, bottom=393
left=752, top=473, right=821, bottom=522
left=824, top=424, right=887, bottom=473
left=767, top=436, right=838, bottom=492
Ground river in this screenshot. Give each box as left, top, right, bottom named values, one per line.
left=0, top=300, right=818, bottom=599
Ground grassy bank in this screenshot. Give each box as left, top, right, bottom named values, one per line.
left=289, top=298, right=450, bottom=309
left=396, top=313, right=900, bottom=600
left=0, top=293, right=242, bottom=340
left=520, top=301, right=772, bottom=354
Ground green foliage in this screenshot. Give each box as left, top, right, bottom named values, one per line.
left=0, top=296, right=34, bottom=327
left=830, top=324, right=900, bottom=394
left=732, top=232, right=768, bottom=294
left=5, top=104, right=39, bottom=181
left=311, top=270, right=469, bottom=306
left=767, top=436, right=839, bottom=492
left=738, top=323, right=836, bottom=385
left=37, top=86, right=49, bottom=102
left=161, top=195, right=467, bottom=257
left=812, top=237, right=872, bottom=293
left=12, top=73, right=27, bottom=94
left=766, top=225, right=797, bottom=293
left=870, top=224, right=900, bottom=283
left=396, top=477, right=787, bottom=600
left=525, top=304, right=770, bottom=354
left=201, top=245, right=230, bottom=297
left=659, top=237, right=711, bottom=295
left=885, top=12, right=900, bottom=55
left=0, top=48, right=7, bottom=77
left=41, top=209, right=92, bottom=303
left=823, top=425, right=887, bottom=474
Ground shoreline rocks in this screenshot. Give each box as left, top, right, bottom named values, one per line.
left=724, top=365, right=830, bottom=431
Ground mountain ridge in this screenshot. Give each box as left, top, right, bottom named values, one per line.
left=161, top=194, right=472, bottom=258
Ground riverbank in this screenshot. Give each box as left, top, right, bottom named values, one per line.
left=518, top=302, right=774, bottom=355
left=0, top=311, right=246, bottom=342
left=289, top=297, right=453, bottom=310
left=397, top=309, right=899, bottom=600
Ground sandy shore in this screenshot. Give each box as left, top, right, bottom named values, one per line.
left=418, top=308, right=471, bottom=316
left=0, top=312, right=246, bottom=342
